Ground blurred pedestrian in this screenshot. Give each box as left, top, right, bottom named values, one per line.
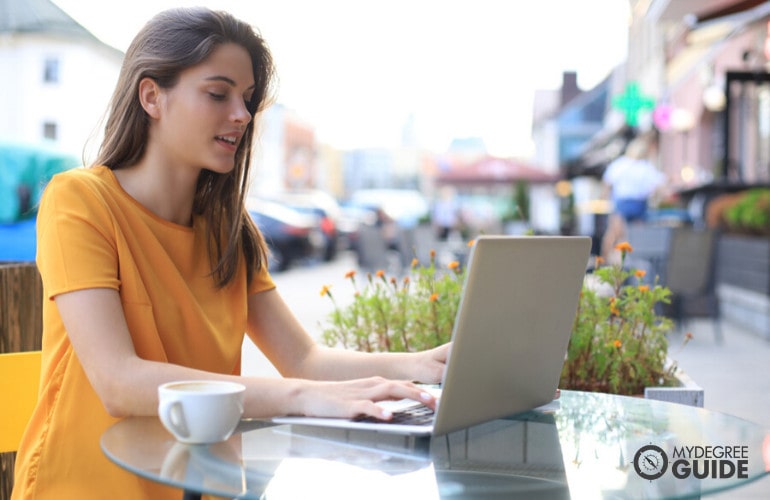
left=600, top=135, right=665, bottom=262
left=432, top=186, right=459, bottom=241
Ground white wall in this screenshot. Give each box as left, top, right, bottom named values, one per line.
left=530, top=184, right=560, bottom=234
left=0, top=34, right=121, bottom=159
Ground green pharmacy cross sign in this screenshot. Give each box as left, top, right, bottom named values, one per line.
left=613, top=82, right=655, bottom=127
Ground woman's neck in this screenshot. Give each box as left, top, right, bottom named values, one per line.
left=113, top=158, right=200, bottom=227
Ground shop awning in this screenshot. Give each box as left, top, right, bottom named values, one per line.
left=435, top=156, right=560, bottom=186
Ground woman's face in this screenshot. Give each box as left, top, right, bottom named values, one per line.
left=151, top=43, right=255, bottom=175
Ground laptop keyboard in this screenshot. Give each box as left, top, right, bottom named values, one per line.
left=353, top=402, right=435, bottom=426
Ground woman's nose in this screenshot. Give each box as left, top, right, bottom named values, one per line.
left=232, top=99, right=252, bottom=125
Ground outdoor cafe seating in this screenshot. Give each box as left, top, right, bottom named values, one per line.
left=624, top=221, right=722, bottom=342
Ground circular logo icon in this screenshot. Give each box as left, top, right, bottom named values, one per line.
left=633, top=444, right=668, bottom=480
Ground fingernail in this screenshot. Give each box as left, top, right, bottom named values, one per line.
left=381, top=409, right=392, bottom=419
left=420, top=392, right=432, bottom=401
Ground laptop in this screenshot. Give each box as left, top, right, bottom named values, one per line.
left=271, top=235, right=591, bottom=436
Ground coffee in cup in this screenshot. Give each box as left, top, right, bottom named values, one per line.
left=158, top=380, right=245, bottom=444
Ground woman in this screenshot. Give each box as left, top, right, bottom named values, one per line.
left=13, top=8, right=447, bottom=499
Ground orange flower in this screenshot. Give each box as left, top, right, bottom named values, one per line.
left=685, top=332, right=694, bottom=340
left=634, top=269, right=646, bottom=278
left=344, top=270, right=356, bottom=279
left=402, top=276, right=410, bottom=285
left=429, top=293, right=439, bottom=302
left=638, top=285, right=649, bottom=292
left=467, top=239, right=476, bottom=247
left=613, top=340, right=622, bottom=349
left=319, top=285, right=331, bottom=297
left=609, top=297, right=620, bottom=316
left=390, top=277, right=397, bottom=285
left=430, top=249, right=436, bottom=259
left=448, top=261, right=460, bottom=270
left=411, top=258, right=419, bottom=268
left=376, top=269, right=385, bottom=278
left=614, top=242, right=633, bottom=254
left=595, top=256, right=605, bottom=267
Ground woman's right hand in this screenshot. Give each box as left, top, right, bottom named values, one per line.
left=289, top=376, right=437, bottom=421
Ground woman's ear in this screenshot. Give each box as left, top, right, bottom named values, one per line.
left=138, top=77, right=161, bottom=119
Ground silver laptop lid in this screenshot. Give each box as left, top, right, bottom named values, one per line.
left=433, top=235, right=590, bottom=435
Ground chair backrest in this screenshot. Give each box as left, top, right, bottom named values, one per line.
left=0, top=351, right=41, bottom=453
left=356, top=225, right=390, bottom=271
left=626, top=223, right=672, bottom=261
left=665, top=227, right=717, bottom=294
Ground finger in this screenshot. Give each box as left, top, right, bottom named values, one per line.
left=353, top=400, right=394, bottom=420
left=365, top=380, right=437, bottom=410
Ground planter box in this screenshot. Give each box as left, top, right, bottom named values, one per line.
left=715, top=234, right=770, bottom=338
left=644, top=367, right=704, bottom=408
left=716, top=234, right=770, bottom=294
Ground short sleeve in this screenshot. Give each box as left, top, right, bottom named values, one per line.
left=247, top=260, right=276, bottom=295
left=36, top=173, right=121, bottom=300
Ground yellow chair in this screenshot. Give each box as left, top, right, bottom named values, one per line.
left=0, top=351, right=41, bottom=453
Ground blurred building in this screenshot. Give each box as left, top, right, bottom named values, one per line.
left=531, top=71, right=621, bottom=237
left=533, top=0, right=770, bottom=337
left=284, top=110, right=316, bottom=190
left=539, top=0, right=770, bottom=229
left=643, top=0, right=770, bottom=200
left=340, top=116, right=430, bottom=198
left=564, top=0, right=770, bottom=214
left=250, top=104, right=324, bottom=197
left=0, top=0, right=123, bottom=157
left=342, top=148, right=394, bottom=193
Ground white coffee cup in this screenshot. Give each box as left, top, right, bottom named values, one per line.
left=158, top=380, right=245, bottom=444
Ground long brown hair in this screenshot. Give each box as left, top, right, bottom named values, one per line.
left=94, top=7, right=276, bottom=287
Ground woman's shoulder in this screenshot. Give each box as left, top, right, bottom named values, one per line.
left=41, top=166, right=126, bottom=218
left=45, top=166, right=124, bottom=202
left=48, top=165, right=114, bottom=189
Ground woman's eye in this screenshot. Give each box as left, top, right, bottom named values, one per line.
left=208, top=92, right=226, bottom=101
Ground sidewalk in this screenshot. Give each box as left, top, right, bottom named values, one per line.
left=671, top=318, right=770, bottom=429
left=669, top=318, right=770, bottom=498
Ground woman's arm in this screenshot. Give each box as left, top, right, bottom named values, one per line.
left=57, top=287, right=440, bottom=421
left=56, top=288, right=242, bottom=417
left=245, top=288, right=450, bottom=384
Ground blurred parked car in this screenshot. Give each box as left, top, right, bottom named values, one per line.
left=337, top=203, right=377, bottom=252
left=267, top=190, right=342, bottom=262
left=246, top=197, right=324, bottom=272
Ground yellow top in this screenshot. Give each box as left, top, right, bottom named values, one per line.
left=13, top=166, right=275, bottom=499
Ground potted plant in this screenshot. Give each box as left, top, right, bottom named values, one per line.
left=319, top=241, right=697, bottom=400
left=712, top=189, right=770, bottom=339
left=722, top=188, right=770, bottom=236
left=561, top=244, right=695, bottom=397
left=319, top=247, right=468, bottom=353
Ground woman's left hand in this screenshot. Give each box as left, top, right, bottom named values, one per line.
left=411, top=343, right=451, bottom=384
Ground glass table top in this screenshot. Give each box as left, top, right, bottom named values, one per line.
left=101, top=390, right=770, bottom=499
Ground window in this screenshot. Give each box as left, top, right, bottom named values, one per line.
left=43, top=58, right=60, bottom=83
left=43, top=122, right=57, bottom=140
